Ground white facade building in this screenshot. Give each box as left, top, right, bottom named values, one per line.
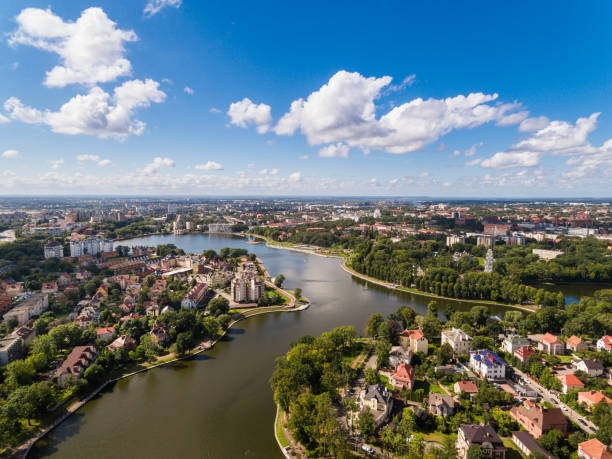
left=43, top=241, right=64, bottom=259
left=69, top=237, right=114, bottom=257
left=470, top=350, right=506, bottom=380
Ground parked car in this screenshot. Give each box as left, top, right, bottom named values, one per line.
left=361, top=444, right=375, bottom=454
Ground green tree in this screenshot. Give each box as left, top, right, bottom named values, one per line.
left=4, top=360, right=36, bottom=389
left=357, top=408, right=375, bottom=439
left=365, top=313, right=384, bottom=337
left=376, top=341, right=391, bottom=369
left=364, top=367, right=379, bottom=386
left=467, top=444, right=485, bottom=459
left=207, top=296, right=229, bottom=316
left=274, top=274, right=285, bottom=288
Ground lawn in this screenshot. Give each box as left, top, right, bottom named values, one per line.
left=341, top=342, right=368, bottom=363
left=422, top=431, right=452, bottom=446
left=276, top=408, right=290, bottom=448
left=428, top=383, right=447, bottom=394
left=501, top=437, right=524, bottom=459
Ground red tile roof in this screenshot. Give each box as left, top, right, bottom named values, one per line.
left=579, top=438, right=612, bottom=459
left=541, top=333, right=562, bottom=345
left=456, top=381, right=478, bottom=393
left=557, top=373, right=584, bottom=388
left=578, top=391, right=612, bottom=405
left=565, top=335, right=582, bottom=348
left=401, top=329, right=425, bottom=340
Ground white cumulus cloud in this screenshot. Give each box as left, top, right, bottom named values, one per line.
left=271, top=70, right=525, bottom=154
left=9, top=7, right=137, bottom=87
left=97, top=159, right=112, bottom=166
left=142, top=157, right=175, bottom=174
left=318, top=143, right=350, bottom=158
left=77, top=154, right=100, bottom=161
left=144, top=0, right=182, bottom=17
left=227, top=98, right=272, bottom=133
left=47, top=158, right=64, bottom=169
left=2, top=150, right=20, bottom=158
left=481, top=152, right=540, bottom=169
left=288, top=172, right=302, bottom=182
left=195, top=161, right=223, bottom=171
left=184, top=86, right=194, bottom=95
left=519, top=116, right=550, bottom=132
left=5, top=79, right=166, bottom=139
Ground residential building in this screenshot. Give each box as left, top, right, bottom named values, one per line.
left=11, top=326, right=35, bottom=346
left=107, top=335, right=137, bottom=353
left=150, top=323, right=170, bottom=347
left=538, top=333, right=565, bottom=355
left=399, top=329, right=428, bottom=354
left=596, top=335, right=612, bottom=353
left=577, top=391, right=612, bottom=409
left=231, top=274, right=264, bottom=303
left=446, top=235, right=465, bottom=246
left=0, top=335, right=23, bottom=366
left=390, top=362, right=415, bottom=390
left=3, top=293, right=49, bottom=325
left=428, top=393, right=457, bottom=416
left=572, top=359, right=604, bottom=377
left=578, top=438, right=612, bottom=459
left=441, top=328, right=472, bottom=355
left=514, top=345, right=536, bottom=364
left=208, top=223, right=233, bottom=233
left=69, top=237, right=114, bottom=257
left=470, top=350, right=505, bottom=380
left=389, top=346, right=412, bottom=368
left=96, top=327, right=115, bottom=341
left=532, top=249, right=564, bottom=260
left=566, top=335, right=588, bottom=352
left=41, top=282, right=58, bottom=294
left=476, top=234, right=495, bottom=248
left=55, top=345, right=97, bottom=388
left=501, top=334, right=530, bottom=354
left=43, top=241, right=64, bottom=259
left=456, top=424, right=506, bottom=459
left=359, top=383, right=393, bottom=426
left=0, top=295, right=11, bottom=312
left=484, top=249, right=494, bottom=273
left=454, top=381, right=478, bottom=397
left=557, top=373, right=585, bottom=394
left=509, top=405, right=568, bottom=438
left=181, top=282, right=208, bottom=309
left=511, top=431, right=553, bottom=459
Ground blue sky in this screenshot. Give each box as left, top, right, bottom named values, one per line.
left=0, top=0, right=611, bottom=196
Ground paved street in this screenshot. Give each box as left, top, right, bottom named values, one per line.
left=511, top=366, right=598, bottom=434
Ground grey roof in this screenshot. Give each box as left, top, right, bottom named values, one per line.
left=459, top=424, right=504, bottom=448
left=364, top=383, right=391, bottom=405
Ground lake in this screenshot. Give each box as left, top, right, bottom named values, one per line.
left=30, top=233, right=524, bottom=458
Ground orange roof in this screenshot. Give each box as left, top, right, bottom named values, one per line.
left=456, top=381, right=478, bottom=393
left=557, top=373, right=584, bottom=387
left=579, top=438, right=612, bottom=459
left=566, top=335, right=582, bottom=348
left=96, top=327, right=115, bottom=336
left=601, top=336, right=612, bottom=350
left=401, top=329, right=425, bottom=340
left=541, top=333, right=561, bottom=345
left=578, top=390, right=612, bottom=405
left=393, top=363, right=415, bottom=382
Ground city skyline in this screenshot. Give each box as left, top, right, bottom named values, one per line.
left=1, top=1, right=611, bottom=197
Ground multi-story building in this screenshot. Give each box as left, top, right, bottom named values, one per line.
left=501, top=334, right=530, bottom=354
left=477, top=234, right=496, bottom=248
left=596, top=335, right=612, bottom=353
left=456, top=424, right=506, bottom=459
left=578, top=438, right=612, bottom=459
left=181, top=282, right=208, bottom=310
left=399, top=329, right=428, bottom=355
left=470, top=349, right=505, bottom=379
left=441, top=328, right=472, bottom=355
left=231, top=274, right=264, bottom=303
left=69, top=237, right=114, bottom=257
left=538, top=333, right=565, bottom=355
left=509, top=405, right=568, bottom=438
left=484, top=249, right=494, bottom=273
left=208, top=223, right=233, bottom=233
left=3, top=293, right=49, bottom=325
left=446, top=235, right=465, bottom=246
left=43, top=241, right=64, bottom=259
left=0, top=335, right=23, bottom=366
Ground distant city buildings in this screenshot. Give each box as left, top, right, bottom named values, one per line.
left=208, top=223, right=233, bottom=233
left=446, top=235, right=465, bottom=246
left=484, top=249, right=494, bottom=273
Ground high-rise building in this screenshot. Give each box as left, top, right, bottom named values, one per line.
left=231, top=274, right=265, bottom=303
left=69, top=237, right=114, bottom=257
left=43, top=241, right=64, bottom=259
left=484, top=249, right=494, bottom=273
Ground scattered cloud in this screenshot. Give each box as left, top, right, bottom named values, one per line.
left=195, top=161, right=223, bottom=171
left=270, top=70, right=525, bottom=154
left=4, top=79, right=166, bottom=139
left=10, top=62, right=19, bottom=70
left=519, top=116, right=550, bottom=132
left=259, top=168, right=279, bottom=175
left=184, top=86, right=194, bottom=95
left=465, top=158, right=482, bottom=166
left=227, top=98, right=272, bottom=133
left=318, top=142, right=350, bottom=158
left=298, top=155, right=310, bottom=160
left=144, top=0, right=182, bottom=17
left=97, top=159, right=112, bottom=166
left=209, top=107, right=222, bottom=114
left=0, top=113, right=10, bottom=124
left=77, top=154, right=100, bottom=161
left=386, top=74, right=416, bottom=93
left=2, top=150, right=20, bottom=158
left=142, top=156, right=175, bottom=174
left=47, top=158, right=64, bottom=169
left=9, top=7, right=137, bottom=87
left=288, top=172, right=301, bottom=181
left=481, top=113, right=599, bottom=169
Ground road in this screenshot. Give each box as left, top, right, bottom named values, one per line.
left=511, top=366, right=598, bottom=434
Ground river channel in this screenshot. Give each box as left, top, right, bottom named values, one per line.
left=31, top=234, right=526, bottom=458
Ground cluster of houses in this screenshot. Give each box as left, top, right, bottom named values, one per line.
left=349, top=324, right=612, bottom=459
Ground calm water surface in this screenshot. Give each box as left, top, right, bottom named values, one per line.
left=31, top=234, right=517, bottom=458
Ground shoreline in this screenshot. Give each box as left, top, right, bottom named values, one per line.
left=340, top=258, right=537, bottom=314
left=18, top=299, right=308, bottom=459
